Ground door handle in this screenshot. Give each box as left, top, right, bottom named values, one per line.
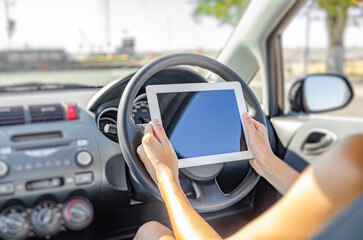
left=302, top=131, right=336, bottom=155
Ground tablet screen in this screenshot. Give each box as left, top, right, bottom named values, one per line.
left=157, top=90, right=247, bottom=159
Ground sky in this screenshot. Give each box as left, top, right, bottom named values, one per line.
left=0, top=0, right=362, bottom=54
left=0, top=0, right=234, bottom=53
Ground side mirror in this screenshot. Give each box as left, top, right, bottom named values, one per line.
left=289, top=74, right=354, bottom=113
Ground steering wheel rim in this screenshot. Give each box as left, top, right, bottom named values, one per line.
left=118, top=53, right=266, bottom=212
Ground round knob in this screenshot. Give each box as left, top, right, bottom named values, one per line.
left=0, top=162, right=9, bottom=178
left=0, top=205, right=30, bottom=240
left=31, top=200, right=62, bottom=237
left=76, top=151, right=93, bottom=167
left=62, top=197, right=93, bottom=231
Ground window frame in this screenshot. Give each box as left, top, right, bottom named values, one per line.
left=265, top=0, right=308, bottom=117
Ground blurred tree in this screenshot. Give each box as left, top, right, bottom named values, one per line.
left=193, top=0, right=250, bottom=26
left=194, top=0, right=362, bottom=74
left=316, top=0, right=359, bottom=74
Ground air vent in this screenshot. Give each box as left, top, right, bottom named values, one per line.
left=0, top=106, right=25, bottom=126
left=29, top=104, right=65, bottom=123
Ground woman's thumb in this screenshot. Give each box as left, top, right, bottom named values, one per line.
left=242, top=112, right=254, bottom=133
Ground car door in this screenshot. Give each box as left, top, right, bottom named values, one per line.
left=272, top=114, right=363, bottom=172
left=269, top=0, right=363, bottom=172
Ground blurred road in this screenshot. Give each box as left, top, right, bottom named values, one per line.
left=0, top=68, right=136, bottom=87
left=0, top=69, right=362, bottom=119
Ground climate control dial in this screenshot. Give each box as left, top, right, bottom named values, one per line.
left=31, top=200, right=62, bottom=237
left=0, top=205, right=30, bottom=240
left=62, top=197, right=93, bottom=231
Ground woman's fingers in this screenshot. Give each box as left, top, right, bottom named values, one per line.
left=152, top=119, right=169, bottom=144
left=242, top=112, right=254, bottom=133
left=137, top=144, right=148, bottom=162
left=137, top=145, right=158, bottom=183
left=242, top=112, right=266, bottom=136
left=250, top=117, right=262, bottom=128
left=142, top=124, right=162, bottom=157
left=142, top=124, right=158, bottom=145
left=250, top=118, right=266, bottom=134
left=144, top=123, right=154, bottom=136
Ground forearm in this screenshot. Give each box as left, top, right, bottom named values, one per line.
left=229, top=136, right=363, bottom=239
left=231, top=167, right=336, bottom=239
left=229, top=167, right=362, bottom=239
left=260, top=155, right=299, bottom=195
left=157, top=169, right=221, bottom=240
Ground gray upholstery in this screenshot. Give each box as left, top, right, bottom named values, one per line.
left=313, top=193, right=363, bottom=240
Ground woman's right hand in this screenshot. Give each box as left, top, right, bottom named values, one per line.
left=242, top=112, right=277, bottom=178
left=136, top=119, right=179, bottom=185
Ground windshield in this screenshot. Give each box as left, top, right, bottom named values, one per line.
left=0, top=0, right=247, bottom=89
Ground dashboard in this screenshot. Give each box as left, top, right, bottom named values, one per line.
left=0, top=67, right=209, bottom=239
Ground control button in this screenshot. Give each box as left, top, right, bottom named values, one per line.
left=24, top=163, right=33, bottom=171
left=62, top=197, right=94, bottom=231
left=35, top=162, right=43, bottom=169
left=74, top=172, right=93, bottom=185
left=0, top=147, right=11, bottom=155
left=50, top=178, right=61, bottom=187
left=0, top=161, right=9, bottom=178
left=54, top=160, right=62, bottom=167
left=76, top=151, right=93, bottom=167
left=64, top=159, right=71, bottom=166
left=44, top=161, right=53, bottom=168
left=13, top=164, right=23, bottom=172
left=64, top=103, right=77, bottom=120
left=0, top=182, right=14, bottom=196
left=76, top=139, right=89, bottom=147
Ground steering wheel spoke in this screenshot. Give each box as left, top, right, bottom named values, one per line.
left=190, top=179, right=227, bottom=201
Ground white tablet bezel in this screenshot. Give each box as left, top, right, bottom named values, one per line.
left=146, top=82, right=253, bottom=168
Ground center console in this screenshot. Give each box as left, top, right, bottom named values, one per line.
left=0, top=103, right=103, bottom=239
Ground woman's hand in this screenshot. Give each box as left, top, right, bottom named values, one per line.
left=242, top=112, right=299, bottom=194
left=137, top=119, right=179, bottom=185
left=242, top=112, right=276, bottom=178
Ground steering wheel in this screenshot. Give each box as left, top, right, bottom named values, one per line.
left=118, top=53, right=267, bottom=213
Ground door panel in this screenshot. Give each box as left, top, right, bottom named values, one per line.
left=271, top=115, right=363, bottom=172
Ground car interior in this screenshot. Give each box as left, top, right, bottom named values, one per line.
left=0, top=0, right=362, bottom=239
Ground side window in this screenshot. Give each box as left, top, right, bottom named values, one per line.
left=282, top=0, right=363, bottom=118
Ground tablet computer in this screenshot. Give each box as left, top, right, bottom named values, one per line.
left=146, top=82, right=252, bottom=168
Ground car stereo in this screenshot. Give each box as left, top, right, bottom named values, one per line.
left=0, top=118, right=102, bottom=239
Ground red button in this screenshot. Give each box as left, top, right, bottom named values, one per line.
left=64, top=103, right=77, bottom=120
